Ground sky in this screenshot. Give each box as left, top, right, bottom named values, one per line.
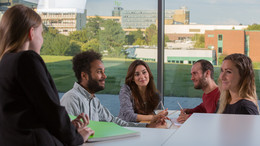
left=29, top=0, right=260, bottom=25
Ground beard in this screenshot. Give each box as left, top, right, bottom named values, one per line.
left=194, top=76, right=208, bottom=90
left=87, top=75, right=105, bottom=93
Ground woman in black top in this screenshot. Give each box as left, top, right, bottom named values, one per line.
left=0, top=5, right=94, bottom=146
left=217, top=53, right=259, bottom=115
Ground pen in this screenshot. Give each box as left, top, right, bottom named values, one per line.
left=154, top=101, right=165, bottom=114
left=177, top=101, right=186, bottom=114
left=160, top=101, right=165, bottom=110
left=177, top=101, right=183, bottom=110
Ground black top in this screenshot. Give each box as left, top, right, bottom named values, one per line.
left=0, top=51, right=83, bottom=146
left=223, top=99, right=259, bottom=115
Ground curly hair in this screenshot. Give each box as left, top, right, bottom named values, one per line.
left=125, top=60, right=160, bottom=114
left=217, top=53, right=259, bottom=113
left=72, top=50, right=102, bottom=83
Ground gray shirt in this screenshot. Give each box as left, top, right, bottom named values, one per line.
left=60, top=82, right=146, bottom=127
left=118, top=84, right=137, bottom=122
left=118, top=84, right=162, bottom=122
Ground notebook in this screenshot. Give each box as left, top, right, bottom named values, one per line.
left=69, top=115, right=140, bottom=142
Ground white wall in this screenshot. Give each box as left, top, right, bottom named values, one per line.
left=165, top=24, right=248, bottom=34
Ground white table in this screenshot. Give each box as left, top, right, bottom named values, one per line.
left=83, top=127, right=177, bottom=146
left=163, top=113, right=260, bottom=146
left=83, top=110, right=181, bottom=146
left=155, top=110, right=182, bottom=129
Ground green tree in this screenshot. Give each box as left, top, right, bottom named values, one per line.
left=126, top=29, right=145, bottom=45
left=48, top=27, right=59, bottom=35
left=145, top=24, right=157, bottom=46
left=41, top=32, right=70, bottom=55
left=65, top=40, right=82, bottom=56
left=125, top=35, right=135, bottom=45
left=247, top=24, right=260, bottom=30
left=85, top=16, right=104, bottom=39
left=99, top=20, right=125, bottom=57
left=143, top=24, right=169, bottom=46
left=132, top=29, right=144, bottom=40
left=69, top=16, right=104, bottom=43
left=81, top=39, right=100, bottom=53
left=218, top=54, right=227, bottom=66
left=133, top=38, right=146, bottom=45
left=192, top=34, right=205, bottom=48
left=69, top=30, right=89, bottom=43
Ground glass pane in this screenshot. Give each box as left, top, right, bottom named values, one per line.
left=86, top=0, right=158, bottom=115
left=164, top=0, right=260, bottom=110
left=0, top=0, right=158, bottom=116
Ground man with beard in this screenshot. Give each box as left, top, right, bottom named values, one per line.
left=61, top=50, right=168, bottom=128
left=177, top=59, right=220, bottom=123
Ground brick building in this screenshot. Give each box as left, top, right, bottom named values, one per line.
left=205, top=30, right=260, bottom=64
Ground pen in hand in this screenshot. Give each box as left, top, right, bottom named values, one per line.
left=160, top=101, right=165, bottom=110
left=154, top=101, right=168, bottom=116
left=177, top=101, right=186, bottom=114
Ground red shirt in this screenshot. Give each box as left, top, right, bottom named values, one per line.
left=189, top=87, right=220, bottom=113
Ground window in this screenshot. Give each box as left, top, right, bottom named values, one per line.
left=4, top=0, right=259, bottom=115
left=218, top=34, right=223, bottom=41
left=218, top=47, right=223, bottom=53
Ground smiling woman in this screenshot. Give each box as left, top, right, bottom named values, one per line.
left=217, top=53, right=259, bottom=115
left=118, top=60, right=167, bottom=122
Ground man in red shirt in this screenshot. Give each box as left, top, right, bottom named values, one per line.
left=177, top=60, right=220, bottom=123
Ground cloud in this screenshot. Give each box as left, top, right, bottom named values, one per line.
left=37, top=0, right=87, bottom=13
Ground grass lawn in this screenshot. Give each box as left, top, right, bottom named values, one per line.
left=42, top=55, right=260, bottom=98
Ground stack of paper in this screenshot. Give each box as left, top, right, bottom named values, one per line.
left=69, top=115, right=140, bottom=142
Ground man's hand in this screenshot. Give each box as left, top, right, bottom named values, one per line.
left=177, top=109, right=190, bottom=124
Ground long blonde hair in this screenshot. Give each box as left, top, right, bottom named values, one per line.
left=0, top=4, right=42, bottom=60
left=217, top=53, right=259, bottom=113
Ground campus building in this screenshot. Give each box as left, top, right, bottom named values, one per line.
left=125, top=47, right=214, bottom=64
left=165, top=24, right=248, bottom=42
left=0, top=0, right=37, bottom=8
left=38, top=9, right=87, bottom=36
left=121, top=7, right=189, bottom=29
left=0, top=0, right=37, bottom=18
left=87, top=15, right=121, bottom=24
left=173, top=6, right=189, bottom=24
left=205, top=30, right=260, bottom=63
left=112, top=6, right=123, bottom=16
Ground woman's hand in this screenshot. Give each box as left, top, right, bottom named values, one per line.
left=72, top=113, right=95, bottom=142
left=157, top=108, right=168, bottom=116
left=78, top=126, right=95, bottom=142
left=72, top=113, right=89, bottom=129
left=146, top=114, right=170, bottom=128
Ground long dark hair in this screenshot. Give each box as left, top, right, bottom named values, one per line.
left=125, top=60, right=160, bottom=114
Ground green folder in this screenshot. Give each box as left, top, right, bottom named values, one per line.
left=69, top=115, right=140, bottom=142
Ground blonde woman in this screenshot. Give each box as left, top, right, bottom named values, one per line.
left=217, top=53, right=259, bottom=114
